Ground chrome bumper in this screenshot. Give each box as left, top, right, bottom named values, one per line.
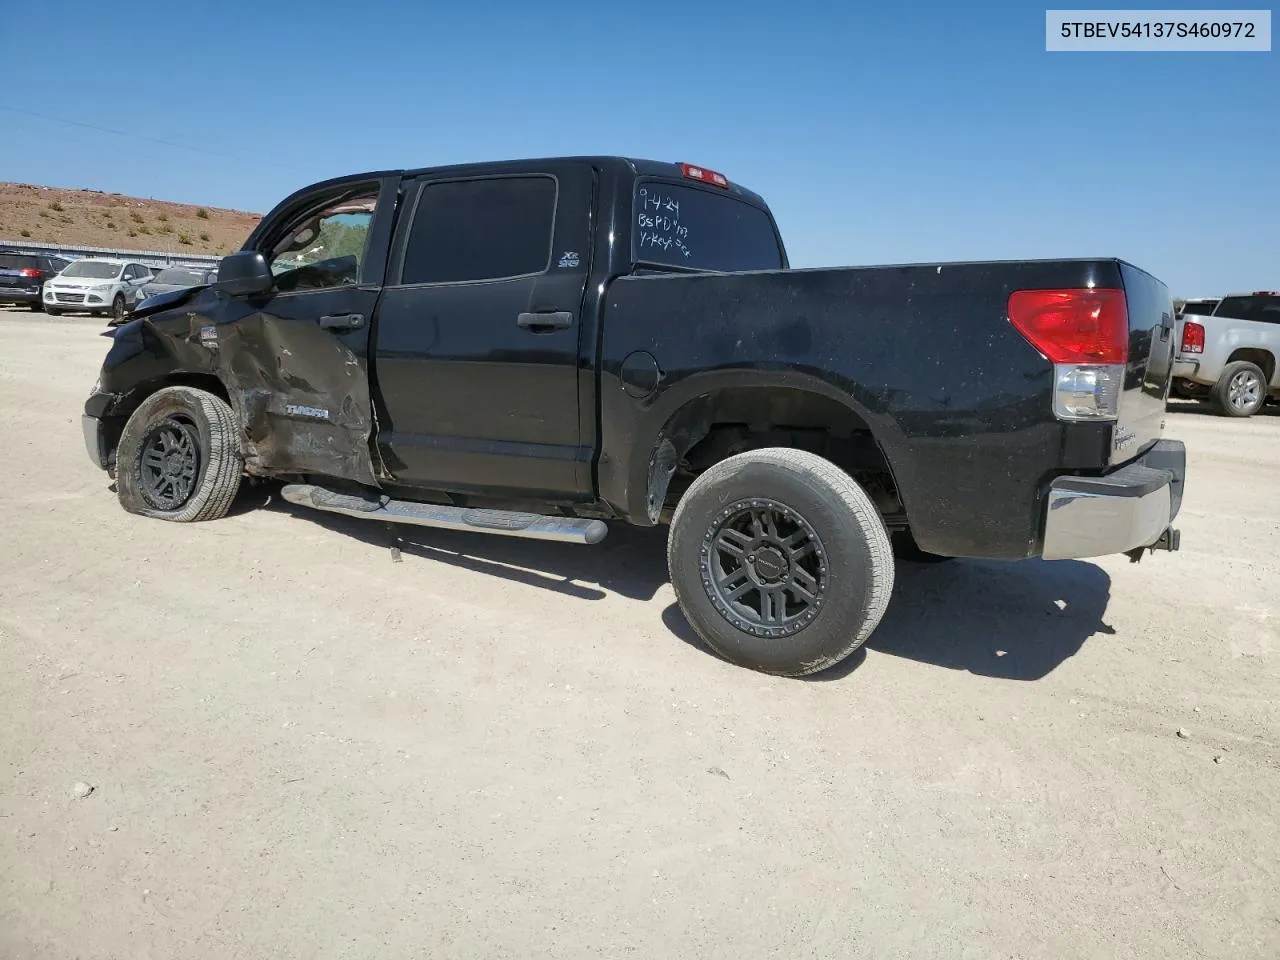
left=1041, top=440, right=1185, bottom=560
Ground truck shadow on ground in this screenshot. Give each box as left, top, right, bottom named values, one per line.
left=256, top=487, right=1113, bottom=681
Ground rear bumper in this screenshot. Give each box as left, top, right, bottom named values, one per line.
left=1041, top=440, right=1185, bottom=560
left=1172, top=358, right=1205, bottom=381
left=0, top=288, right=40, bottom=304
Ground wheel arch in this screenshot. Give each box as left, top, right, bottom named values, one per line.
left=94, top=373, right=235, bottom=469
left=606, top=370, right=906, bottom=526
left=1224, top=348, right=1276, bottom=385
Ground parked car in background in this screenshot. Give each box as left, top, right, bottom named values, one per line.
left=141, top=266, right=217, bottom=297
left=0, top=253, right=72, bottom=312
left=1172, top=291, right=1280, bottom=416
left=44, top=259, right=154, bottom=321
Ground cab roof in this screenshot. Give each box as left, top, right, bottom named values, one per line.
left=308, top=156, right=770, bottom=209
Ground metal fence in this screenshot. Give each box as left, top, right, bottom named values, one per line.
left=0, top=237, right=222, bottom=270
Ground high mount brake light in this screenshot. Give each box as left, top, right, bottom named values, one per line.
left=1008, top=288, right=1129, bottom=422
left=680, top=163, right=729, bottom=188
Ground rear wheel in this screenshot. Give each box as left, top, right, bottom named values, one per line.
left=1212, top=361, right=1267, bottom=417
left=28, top=301, right=43, bottom=313
left=115, top=386, right=243, bottom=522
left=667, top=448, right=894, bottom=677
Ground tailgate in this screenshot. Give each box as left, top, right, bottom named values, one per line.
left=1113, top=262, right=1175, bottom=466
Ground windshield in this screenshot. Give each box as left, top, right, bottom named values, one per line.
left=61, top=261, right=122, bottom=279
left=153, top=268, right=206, bottom=286
left=632, top=181, right=783, bottom=272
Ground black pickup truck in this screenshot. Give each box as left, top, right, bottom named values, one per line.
left=82, top=156, right=1186, bottom=677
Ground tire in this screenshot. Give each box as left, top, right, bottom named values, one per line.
left=111, top=294, right=126, bottom=323
left=667, top=448, right=894, bottom=677
left=1211, top=361, right=1267, bottom=418
left=115, top=386, right=243, bottom=522
left=45, top=307, right=62, bottom=316
left=28, top=301, right=43, bottom=313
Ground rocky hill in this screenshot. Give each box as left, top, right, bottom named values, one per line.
left=0, top=182, right=261, bottom=256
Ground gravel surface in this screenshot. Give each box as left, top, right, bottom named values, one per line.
left=1, top=306, right=1278, bottom=959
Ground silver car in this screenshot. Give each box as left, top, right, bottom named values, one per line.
left=1172, top=292, right=1280, bottom=417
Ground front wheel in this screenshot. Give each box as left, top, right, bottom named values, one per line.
left=115, top=386, right=243, bottom=521
left=1212, top=361, right=1267, bottom=417
left=111, top=294, right=126, bottom=323
left=667, top=448, right=894, bottom=677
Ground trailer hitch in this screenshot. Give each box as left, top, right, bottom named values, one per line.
left=1125, top=526, right=1181, bottom=563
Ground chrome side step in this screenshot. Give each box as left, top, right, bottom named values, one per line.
left=280, top=484, right=608, bottom=545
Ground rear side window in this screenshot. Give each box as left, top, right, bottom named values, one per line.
left=1215, top=296, right=1280, bottom=324
left=633, top=181, right=783, bottom=272
left=1178, top=300, right=1218, bottom=317
left=401, top=176, right=556, bottom=285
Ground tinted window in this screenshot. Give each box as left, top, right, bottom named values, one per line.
left=633, top=182, right=782, bottom=272
left=401, top=176, right=556, bottom=285
left=0, top=254, right=39, bottom=270
left=1178, top=300, right=1219, bottom=317
left=1215, top=295, right=1280, bottom=324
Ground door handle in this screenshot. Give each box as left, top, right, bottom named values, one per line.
left=517, top=311, right=573, bottom=331
left=319, top=313, right=366, bottom=331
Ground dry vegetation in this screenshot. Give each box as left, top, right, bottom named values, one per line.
left=0, top=182, right=260, bottom=255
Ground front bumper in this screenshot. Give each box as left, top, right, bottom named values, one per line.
left=1041, top=440, right=1185, bottom=560
left=82, top=414, right=112, bottom=472
left=46, top=287, right=110, bottom=310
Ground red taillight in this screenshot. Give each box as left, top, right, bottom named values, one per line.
left=1180, top=319, right=1205, bottom=354
left=680, top=162, right=729, bottom=188
left=18, top=267, right=43, bottom=279
left=1007, top=288, right=1128, bottom=365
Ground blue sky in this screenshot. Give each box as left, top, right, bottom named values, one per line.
left=1, top=1, right=1275, bottom=295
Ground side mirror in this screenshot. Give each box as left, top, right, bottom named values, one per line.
left=215, top=251, right=273, bottom=298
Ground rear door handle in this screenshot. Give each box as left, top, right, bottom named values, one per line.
left=319, top=313, right=366, bottom=331
left=517, top=311, right=573, bottom=331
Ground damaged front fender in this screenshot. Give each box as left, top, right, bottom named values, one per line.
left=88, top=284, right=383, bottom=487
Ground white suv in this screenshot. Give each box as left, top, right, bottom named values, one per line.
left=44, top=259, right=154, bottom=322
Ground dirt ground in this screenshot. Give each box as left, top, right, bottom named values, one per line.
left=1, top=306, right=1277, bottom=960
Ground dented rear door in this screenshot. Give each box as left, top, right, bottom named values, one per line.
left=213, top=176, right=399, bottom=485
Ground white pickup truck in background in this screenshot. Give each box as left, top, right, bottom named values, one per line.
left=1172, top=292, right=1280, bottom=417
